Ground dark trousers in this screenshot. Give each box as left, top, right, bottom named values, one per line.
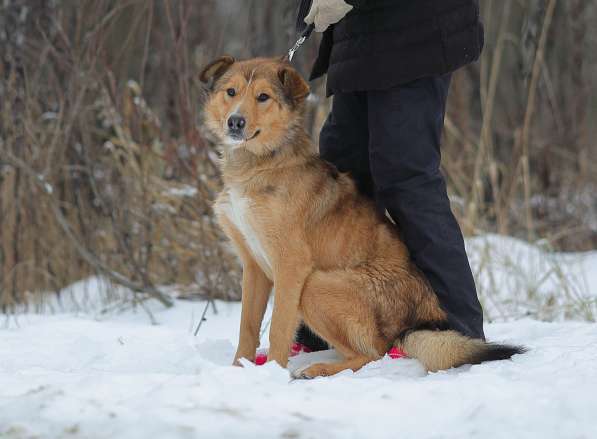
left=297, top=74, right=485, bottom=349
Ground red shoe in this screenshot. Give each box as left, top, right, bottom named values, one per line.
left=290, top=342, right=312, bottom=356
left=254, top=351, right=268, bottom=365
left=387, top=346, right=408, bottom=359
left=254, top=342, right=312, bottom=366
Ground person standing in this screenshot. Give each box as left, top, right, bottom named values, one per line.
left=295, top=0, right=486, bottom=351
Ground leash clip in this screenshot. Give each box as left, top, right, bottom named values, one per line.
left=286, top=23, right=315, bottom=63
left=288, top=35, right=307, bottom=62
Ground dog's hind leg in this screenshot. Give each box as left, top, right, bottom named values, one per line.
left=296, top=270, right=390, bottom=378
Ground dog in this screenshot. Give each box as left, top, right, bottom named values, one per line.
left=200, top=55, right=524, bottom=378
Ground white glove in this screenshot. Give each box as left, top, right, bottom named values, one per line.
left=304, top=0, right=353, bottom=32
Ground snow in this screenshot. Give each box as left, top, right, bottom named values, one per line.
left=1, top=235, right=597, bottom=438
left=467, top=234, right=597, bottom=321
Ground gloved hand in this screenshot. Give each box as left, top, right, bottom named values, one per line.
left=304, top=0, right=353, bottom=32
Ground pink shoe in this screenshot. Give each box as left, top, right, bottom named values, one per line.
left=254, top=342, right=312, bottom=366
left=290, top=342, right=312, bottom=356
left=387, top=346, right=408, bottom=359
left=254, top=351, right=268, bottom=365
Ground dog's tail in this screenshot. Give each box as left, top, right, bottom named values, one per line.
left=395, top=329, right=526, bottom=372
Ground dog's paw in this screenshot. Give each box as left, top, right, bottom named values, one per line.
left=291, top=366, right=315, bottom=380
left=291, top=363, right=330, bottom=379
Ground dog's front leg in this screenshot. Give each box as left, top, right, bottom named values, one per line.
left=268, top=256, right=313, bottom=368
left=218, top=215, right=273, bottom=365
left=234, top=258, right=272, bottom=365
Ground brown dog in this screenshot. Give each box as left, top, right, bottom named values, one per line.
left=200, top=56, right=524, bottom=378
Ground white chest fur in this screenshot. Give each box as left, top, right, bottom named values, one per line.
left=219, top=188, right=273, bottom=278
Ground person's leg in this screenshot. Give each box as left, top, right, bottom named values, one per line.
left=319, top=91, right=374, bottom=198
left=366, top=74, right=485, bottom=340
left=295, top=90, right=372, bottom=351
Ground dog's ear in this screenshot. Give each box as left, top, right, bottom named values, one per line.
left=199, top=55, right=235, bottom=84
left=278, top=66, right=310, bottom=105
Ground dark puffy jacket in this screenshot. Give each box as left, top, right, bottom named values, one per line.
left=297, top=0, right=484, bottom=95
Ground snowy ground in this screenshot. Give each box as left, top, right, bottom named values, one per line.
left=1, top=237, right=597, bottom=438
left=467, top=234, right=597, bottom=322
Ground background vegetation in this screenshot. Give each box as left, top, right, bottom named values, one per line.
left=1, top=0, right=596, bottom=314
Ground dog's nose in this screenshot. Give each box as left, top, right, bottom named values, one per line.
left=227, top=115, right=246, bottom=132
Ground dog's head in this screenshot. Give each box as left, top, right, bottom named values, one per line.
left=200, top=56, right=310, bottom=156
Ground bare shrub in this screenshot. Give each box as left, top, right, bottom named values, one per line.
left=444, top=1, right=597, bottom=251
left=0, top=1, right=243, bottom=310
left=1, top=1, right=596, bottom=313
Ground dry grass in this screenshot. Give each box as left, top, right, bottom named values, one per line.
left=0, top=0, right=242, bottom=310
left=1, top=1, right=596, bottom=314
left=443, top=0, right=597, bottom=251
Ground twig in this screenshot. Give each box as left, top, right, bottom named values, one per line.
left=193, top=298, right=213, bottom=336
left=519, top=0, right=557, bottom=241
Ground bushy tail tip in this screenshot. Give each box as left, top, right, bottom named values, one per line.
left=396, top=329, right=526, bottom=372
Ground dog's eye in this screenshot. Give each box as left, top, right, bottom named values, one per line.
left=226, top=88, right=236, bottom=97
left=257, top=93, right=270, bottom=102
